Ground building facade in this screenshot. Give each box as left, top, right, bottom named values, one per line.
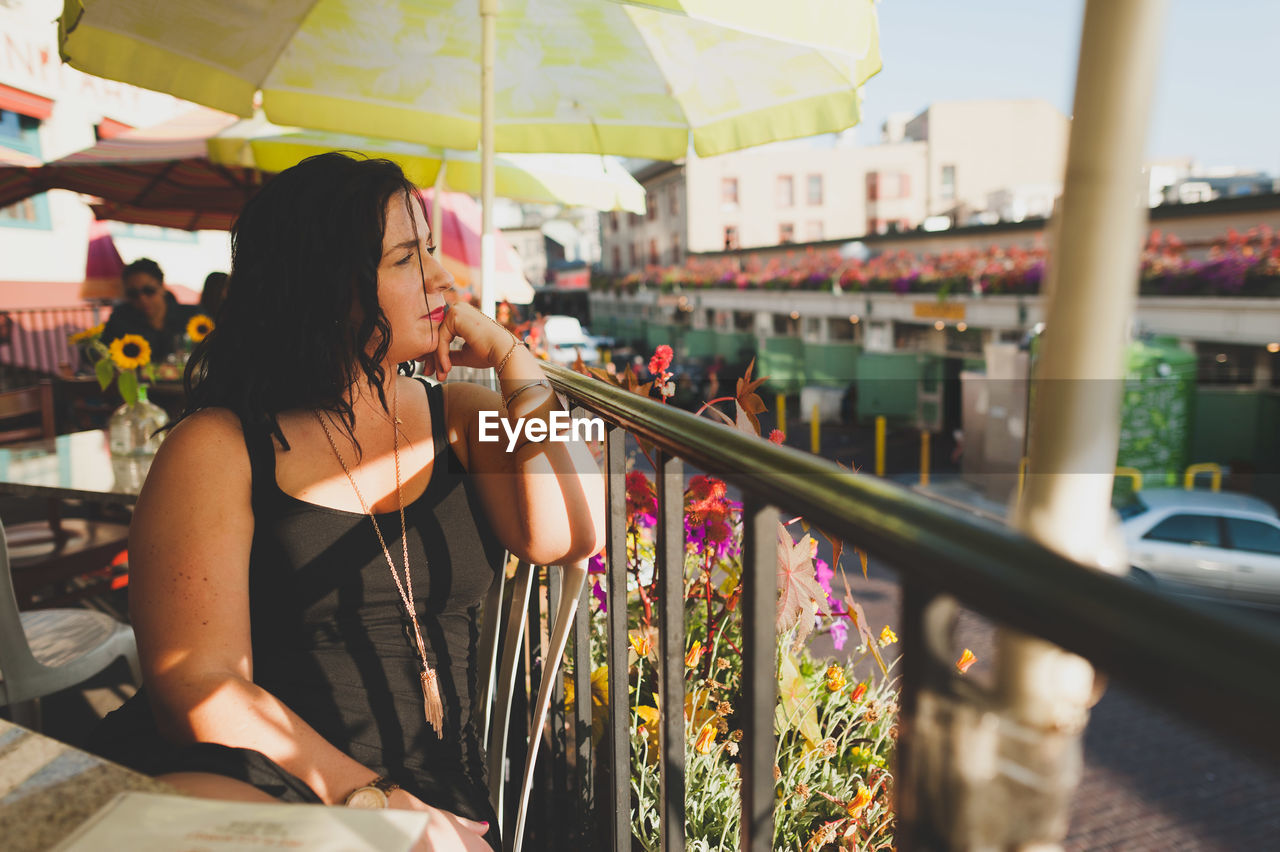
left=601, top=99, right=1071, bottom=273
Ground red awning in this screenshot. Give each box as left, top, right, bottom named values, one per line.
left=0, top=83, right=54, bottom=120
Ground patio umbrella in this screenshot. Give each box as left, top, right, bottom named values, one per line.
left=81, top=219, right=125, bottom=301
left=58, top=0, right=882, bottom=313
left=208, top=117, right=647, bottom=216
left=0, top=107, right=258, bottom=216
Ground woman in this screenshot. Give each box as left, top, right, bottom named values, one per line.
left=90, top=153, right=605, bottom=851
left=100, top=258, right=198, bottom=362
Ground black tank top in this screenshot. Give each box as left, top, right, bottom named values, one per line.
left=243, top=378, right=504, bottom=816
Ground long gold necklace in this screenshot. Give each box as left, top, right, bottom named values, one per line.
left=315, top=387, right=444, bottom=737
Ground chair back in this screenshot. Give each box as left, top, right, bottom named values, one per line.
left=0, top=383, right=55, bottom=444
left=478, top=557, right=588, bottom=852
left=0, top=521, right=43, bottom=706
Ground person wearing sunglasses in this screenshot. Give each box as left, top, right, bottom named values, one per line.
left=100, top=258, right=200, bottom=364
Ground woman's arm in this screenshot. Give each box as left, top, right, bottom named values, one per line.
left=128, top=410, right=400, bottom=805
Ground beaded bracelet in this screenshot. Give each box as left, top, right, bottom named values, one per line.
left=503, top=378, right=552, bottom=409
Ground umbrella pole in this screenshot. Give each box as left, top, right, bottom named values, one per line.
left=480, top=0, right=497, bottom=322
left=898, top=1, right=1168, bottom=847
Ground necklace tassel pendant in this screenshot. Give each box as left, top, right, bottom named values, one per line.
left=421, top=667, right=444, bottom=737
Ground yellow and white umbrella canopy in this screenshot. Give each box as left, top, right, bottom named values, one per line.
left=207, top=118, right=647, bottom=214
left=59, top=0, right=881, bottom=159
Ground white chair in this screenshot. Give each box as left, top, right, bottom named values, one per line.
left=0, top=520, right=140, bottom=732
left=478, top=557, right=588, bottom=852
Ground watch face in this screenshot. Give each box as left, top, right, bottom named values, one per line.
left=346, top=787, right=388, bottom=809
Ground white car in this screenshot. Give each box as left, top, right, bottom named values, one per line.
left=1121, top=489, right=1280, bottom=608
left=539, top=315, right=606, bottom=365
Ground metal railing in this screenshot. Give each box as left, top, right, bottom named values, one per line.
left=0, top=306, right=102, bottom=383
left=523, top=359, right=1280, bottom=850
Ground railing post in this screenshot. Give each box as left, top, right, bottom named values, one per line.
left=570, top=403, right=596, bottom=844
left=603, top=424, right=631, bottom=852
left=655, top=450, right=685, bottom=851
left=739, top=498, right=776, bottom=852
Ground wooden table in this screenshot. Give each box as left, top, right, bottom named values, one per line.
left=0, top=430, right=147, bottom=506
left=0, top=718, right=171, bottom=851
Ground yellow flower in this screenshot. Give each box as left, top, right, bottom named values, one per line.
left=68, top=323, right=104, bottom=344
left=845, top=784, right=872, bottom=818
left=956, top=648, right=978, bottom=674
left=879, top=625, right=898, bottom=646
left=824, top=664, right=846, bottom=693
left=694, top=723, right=716, bottom=754
left=684, top=640, right=703, bottom=669
left=186, top=313, right=214, bottom=342
left=108, top=334, right=151, bottom=370
left=628, top=631, right=653, bottom=657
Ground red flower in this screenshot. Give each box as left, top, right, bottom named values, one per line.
left=685, top=475, right=735, bottom=551
left=625, top=470, right=657, bottom=524
left=768, top=429, right=785, bottom=444
left=649, top=345, right=673, bottom=376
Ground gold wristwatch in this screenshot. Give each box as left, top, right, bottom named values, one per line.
left=344, top=775, right=401, bottom=809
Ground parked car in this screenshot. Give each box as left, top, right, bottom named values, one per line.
left=539, top=315, right=609, bottom=365
left=1120, top=489, right=1280, bottom=609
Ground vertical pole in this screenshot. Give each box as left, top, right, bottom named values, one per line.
left=479, top=0, right=498, bottom=320
left=655, top=451, right=685, bottom=852
left=996, top=1, right=1168, bottom=847
left=775, top=393, right=786, bottom=438
left=740, top=499, right=777, bottom=852
left=810, top=403, right=820, bottom=455
left=874, top=416, right=885, bottom=477
left=919, top=430, right=930, bottom=486
left=603, top=426, right=630, bottom=852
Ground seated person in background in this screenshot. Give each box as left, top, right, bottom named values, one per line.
left=89, top=153, right=605, bottom=852
left=199, top=271, right=229, bottom=319
left=101, top=258, right=198, bottom=362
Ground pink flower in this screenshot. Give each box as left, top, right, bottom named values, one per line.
left=649, top=345, right=673, bottom=375
left=592, top=579, right=608, bottom=613
left=768, top=429, right=785, bottom=444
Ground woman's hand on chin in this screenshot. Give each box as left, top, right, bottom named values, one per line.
left=429, top=302, right=517, bottom=380
left=390, top=790, right=491, bottom=851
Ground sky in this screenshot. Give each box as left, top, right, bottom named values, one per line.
left=850, top=0, right=1280, bottom=174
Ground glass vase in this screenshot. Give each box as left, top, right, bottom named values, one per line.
left=107, top=386, right=169, bottom=458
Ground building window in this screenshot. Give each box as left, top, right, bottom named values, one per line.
left=610, top=211, right=619, bottom=233
left=776, top=175, right=794, bottom=208
left=612, top=245, right=622, bottom=272
left=772, top=314, right=800, bottom=336
left=733, top=311, right=754, bottom=331
left=778, top=223, right=794, bottom=244
left=648, top=238, right=659, bottom=266
left=866, top=172, right=879, bottom=202
left=807, top=174, right=823, bottom=205
left=629, top=243, right=638, bottom=268
left=805, top=221, right=824, bottom=242
left=646, top=191, right=657, bottom=220
left=940, top=164, right=956, bottom=200
left=0, top=110, right=51, bottom=230
left=722, top=177, right=739, bottom=205
left=670, top=233, right=681, bottom=265
left=723, top=225, right=739, bottom=250
left=669, top=185, right=679, bottom=217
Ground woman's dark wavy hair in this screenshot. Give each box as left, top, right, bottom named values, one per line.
left=178, top=152, right=420, bottom=446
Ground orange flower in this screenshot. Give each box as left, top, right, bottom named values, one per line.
left=849, top=682, right=867, bottom=703
left=956, top=648, right=977, bottom=674
left=684, top=640, right=703, bottom=669
left=629, top=631, right=653, bottom=657
left=845, top=784, right=872, bottom=818
left=824, top=664, right=846, bottom=693
left=694, top=723, right=716, bottom=754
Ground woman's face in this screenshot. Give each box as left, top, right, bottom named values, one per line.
left=376, top=193, right=453, bottom=364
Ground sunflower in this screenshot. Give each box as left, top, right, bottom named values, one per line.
left=186, top=314, right=214, bottom=342
left=108, top=334, right=151, bottom=370
left=68, top=323, right=105, bottom=344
